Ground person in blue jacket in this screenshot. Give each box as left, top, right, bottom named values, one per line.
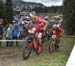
left=12, top=25, right=20, bottom=46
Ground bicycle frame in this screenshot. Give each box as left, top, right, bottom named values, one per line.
left=27, top=32, right=39, bottom=50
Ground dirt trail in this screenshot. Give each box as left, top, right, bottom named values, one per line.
left=0, top=43, right=49, bottom=66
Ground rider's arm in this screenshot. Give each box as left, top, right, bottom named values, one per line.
left=58, top=27, right=64, bottom=33
left=43, top=20, right=49, bottom=30
left=57, top=27, right=64, bottom=36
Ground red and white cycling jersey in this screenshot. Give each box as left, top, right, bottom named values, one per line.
left=34, top=16, right=46, bottom=30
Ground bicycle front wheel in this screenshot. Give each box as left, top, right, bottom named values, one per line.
left=49, top=39, right=56, bottom=53
left=23, top=39, right=32, bottom=60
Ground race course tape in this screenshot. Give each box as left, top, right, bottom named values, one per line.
left=66, top=45, right=75, bottom=66
left=0, top=40, right=26, bottom=42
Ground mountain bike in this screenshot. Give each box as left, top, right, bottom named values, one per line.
left=49, top=30, right=57, bottom=53
left=23, top=28, right=43, bottom=60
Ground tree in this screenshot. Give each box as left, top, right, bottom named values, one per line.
left=5, top=0, right=13, bottom=23
left=63, top=0, right=75, bottom=35
left=0, top=1, right=4, bottom=18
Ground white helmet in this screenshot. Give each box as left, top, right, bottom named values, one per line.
left=29, top=11, right=36, bottom=17
left=52, top=24, right=57, bottom=28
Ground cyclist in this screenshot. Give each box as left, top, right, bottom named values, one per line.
left=50, top=21, right=64, bottom=49
left=29, top=15, right=48, bottom=53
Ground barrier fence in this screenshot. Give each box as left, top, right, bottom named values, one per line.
left=0, top=40, right=26, bottom=42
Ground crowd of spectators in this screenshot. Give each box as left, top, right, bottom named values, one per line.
left=0, top=12, right=31, bottom=47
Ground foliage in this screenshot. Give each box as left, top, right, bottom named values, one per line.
left=63, top=0, right=75, bottom=35
left=0, top=1, right=4, bottom=18
left=4, top=0, right=13, bottom=23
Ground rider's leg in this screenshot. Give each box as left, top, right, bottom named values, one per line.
left=56, top=37, right=61, bottom=49
left=33, top=38, right=38, bottom=49
left=38, top=37, right=42, bottom=53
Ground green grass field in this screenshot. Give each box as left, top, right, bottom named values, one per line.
left=23, top=37, right=75, bottom=66
left=0, top=37, right=75, bottom=66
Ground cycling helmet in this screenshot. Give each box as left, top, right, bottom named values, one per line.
left=52, top=24, right=57, bottom=28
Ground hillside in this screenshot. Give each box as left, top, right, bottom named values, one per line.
left=12, top=0, right=45, bottom=11
left=21, top=1, right=44, bottom=6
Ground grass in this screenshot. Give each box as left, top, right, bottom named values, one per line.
left=24, top=37, right=75, bottom=66
left=0, top=37, right=75, bottom=66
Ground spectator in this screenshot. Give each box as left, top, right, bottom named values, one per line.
left=12, top=25, right=19, bottom=46
left=18, top=27, right=28, bottom=46
left=18, top=26, right=23, bottom=46
left=21, top=27, right=28, bottom=39
left=18, top=24, right=23, bottom=39
left=0, top=18, right=3, bottom=47
left=4, top=24, right=12, bottom=47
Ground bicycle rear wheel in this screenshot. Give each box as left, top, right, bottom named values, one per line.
left=35, top=41, right=42, bottom=55
left=35, top=48, right=41, bottom=55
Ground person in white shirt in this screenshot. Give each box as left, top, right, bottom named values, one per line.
left=4, top=24, right=13, bottom=47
